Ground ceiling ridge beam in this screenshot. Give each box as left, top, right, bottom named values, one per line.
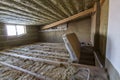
left=41, top=8, right=94, bottom=30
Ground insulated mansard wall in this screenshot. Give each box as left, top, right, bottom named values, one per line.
left=39, top=17, right=91, bottom=44
left=0, top=22, right=39, bottom=50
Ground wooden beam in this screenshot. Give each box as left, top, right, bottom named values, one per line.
left=0, top=61, right=52, bottom=80
left=93, top=2, right=97, bottom=12
left=41, top=8, right=94, bottom=30
left=100, top=0, right=105, bottom=6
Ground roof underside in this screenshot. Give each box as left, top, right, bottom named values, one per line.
left=0, top=0, right=96, bottom=25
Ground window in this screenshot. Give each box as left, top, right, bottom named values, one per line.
left=6, top=25, right=26, bottom=36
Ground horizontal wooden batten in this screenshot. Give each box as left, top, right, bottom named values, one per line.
left=41, top=8, right=94, bottom=30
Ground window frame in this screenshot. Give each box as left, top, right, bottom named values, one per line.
left=6, top=24, right=26, bottom=37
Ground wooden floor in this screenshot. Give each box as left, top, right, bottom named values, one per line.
left=0, top=43, right=108, bottom=80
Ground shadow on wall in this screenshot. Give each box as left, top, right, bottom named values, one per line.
left=94, top=33, right=108, bottom=66
left=100, top=34, right=107, bottom=61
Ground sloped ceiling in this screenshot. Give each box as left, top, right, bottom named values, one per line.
left=0, top=0, right=97, bottom=25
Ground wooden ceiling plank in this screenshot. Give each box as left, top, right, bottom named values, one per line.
left=42, top=8, right=94, bottom=30
left=0, top=12, right=55, bottom=24
left=85, top=0, right=95, bottom=9
left=20, top=0, right=61, bottom=20
left=0, top=12, right=41, bottom=22
left=33, top=0, right=66, bottom=19
left=0, top=1, right=44, bottom=19
left=13, top=0, right=61, bottom=21
left=0, top=14, right=51, bottom=24
left=0, top=18, right=47, bottom=25
left=0, top=0, right=96, bottom=25
left=0, top=3, right=51, bottom=21
left=30, top=0, right=64, bottom=20
left=71, top=0, right=83, bottom=13
left=39, top=0, right=68, bottom=18
left=0, top=9, right=52, bottom=22
left=56, top=0, right=73, bottom=16
left=51, top=0, right=72, bottom=17
left=0, top=14, right=46, bottom=24
left=61, top=0, right=73, bottom=15
left=0, top=7, right=57, bottom=24
left=0, top=0, right=57, bottom=21
left=0, top=15, right=42, bottom=23
left=66, top=0, right=78, bottom=14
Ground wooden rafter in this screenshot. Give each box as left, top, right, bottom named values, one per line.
left=41, top=8, right=94, bottom=30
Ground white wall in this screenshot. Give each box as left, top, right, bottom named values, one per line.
left=106, top=0, right=120, bottom=75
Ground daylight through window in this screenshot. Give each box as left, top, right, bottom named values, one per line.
left=6, top=25, right=26, bottom=36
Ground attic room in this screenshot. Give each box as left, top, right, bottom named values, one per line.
left=0, top=0, right=119, bottom=80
